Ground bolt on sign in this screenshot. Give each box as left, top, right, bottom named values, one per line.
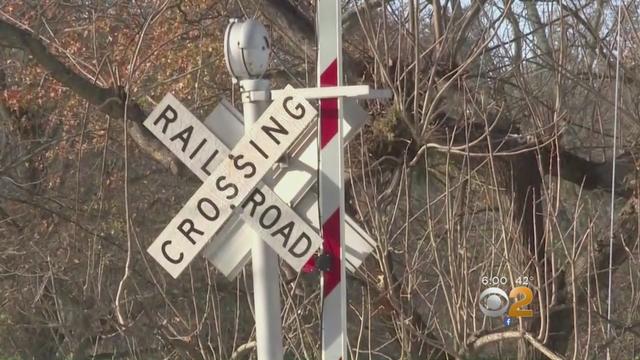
left=145, top=90, right=322, bottom=278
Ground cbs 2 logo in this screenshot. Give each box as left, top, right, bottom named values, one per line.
left=479, top=287, right=534, bottom=318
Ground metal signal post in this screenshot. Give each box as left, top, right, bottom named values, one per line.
left=225, top=20, right=284, bottom=360
left=317, top=0, right=348, bottom=358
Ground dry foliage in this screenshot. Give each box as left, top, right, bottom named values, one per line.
left=1, top=0, right=640, bottom=359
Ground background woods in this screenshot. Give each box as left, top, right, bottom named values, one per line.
left=1, top=0, right=640, bottom=359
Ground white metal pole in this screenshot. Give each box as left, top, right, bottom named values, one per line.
left=240, top=78, right=284, bottom=360
left=317, top=0, right=347, bottom=358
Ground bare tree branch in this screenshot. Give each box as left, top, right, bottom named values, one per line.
left=0, top=18, right=180, bottom=174
left=467, top=331, right=566, bottom=360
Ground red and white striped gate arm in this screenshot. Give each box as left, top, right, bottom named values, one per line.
left=317, top=0, right=347, bottom=358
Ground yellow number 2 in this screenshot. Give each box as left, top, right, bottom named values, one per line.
left=508, top=286, right=534, bottom=318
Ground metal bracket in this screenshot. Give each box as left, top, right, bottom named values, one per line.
left=270, top=85, right=392, bottom=100
left=249, top=90, right=271, bottom=102
left=315, top=253, right=332, bottom=272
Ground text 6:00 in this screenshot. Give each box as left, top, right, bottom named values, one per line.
left=481, top=276, right=508, bottom=286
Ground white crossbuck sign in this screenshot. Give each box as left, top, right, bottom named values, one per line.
left=144, top=87, right=376, bottom=278
left=146, top=90, right=322, bottom=277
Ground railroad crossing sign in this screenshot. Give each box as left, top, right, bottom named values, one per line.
left=143, top=93, right=376, bottom=278
left=146, top=88, right=321, bottom=278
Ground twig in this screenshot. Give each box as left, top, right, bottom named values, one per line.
left=467, top=331, right=565, bottom=360
left=230, top=341, right=257, bottom=360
